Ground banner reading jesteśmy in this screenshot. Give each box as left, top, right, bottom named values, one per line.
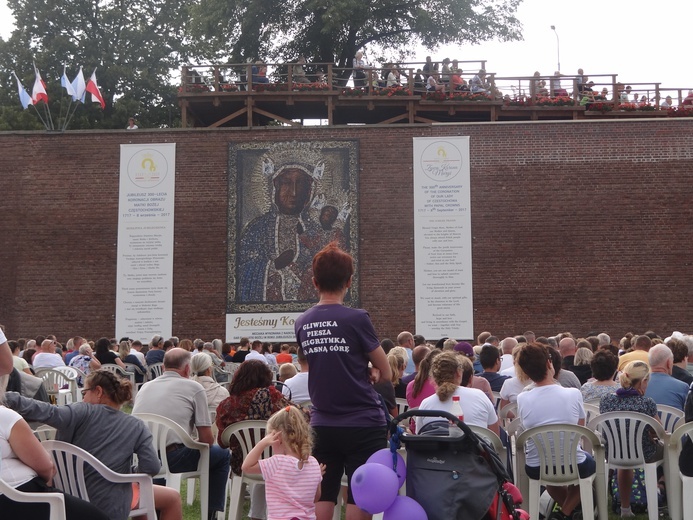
left=116, top=144, right=176, bottom=343
left=413, top=137, right=473, bottom=340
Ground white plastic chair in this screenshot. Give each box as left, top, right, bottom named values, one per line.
left=515, top=423, right=608, bottom=520
left=499, top=401, right=518, bottom=429
left=33, top=424, right=58, bottom=442
left=134, top=412, right=211, bottom=520
left=148, top=362, right=165, bottom=380
left=35, top=368, right=77, bottom=405
left=582, top=402, right=600, bottom=424
left=123, top=362, right=148, bottom=390
left=657, top=404, right=684, bottom=433
left=587, top=411, right=670, bottom=520
left=41, top=439, right=156, bottom=520
left=220, top=420, right=269, bottom=520
left=56, top=366, right=87, bottom=399
left=395, top=397, right=409, bottom=417
left=492, top=391, right=502, bottom=412
left=0, top=473, right=66, bottom=520
left=665, top=420, right=693, bottom=520
left=468, top=424, right=508, bottom=474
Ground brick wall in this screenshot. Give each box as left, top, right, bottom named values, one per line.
left=1, top=119, right=692, bottom=343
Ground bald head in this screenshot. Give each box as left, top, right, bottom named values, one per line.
left=164, top=347, right=192, bottom=373
left=649, top=344, right=673, bottom=372
left=500, top=337, right=518, bottom=354
left=40, top=339, right=56, bottom=352
left=477, top=331, right=492, bottom=345
left=558, top=338, right=576, bottom=357
left=397, top=331, right=414, bottom=347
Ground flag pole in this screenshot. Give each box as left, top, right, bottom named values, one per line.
left=30, top=104, right=50, bottom=130
left=43, top=101, right=55, bottom=130
left=63, top=101, right=81, bottom=130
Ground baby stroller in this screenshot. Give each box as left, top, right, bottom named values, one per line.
left=389, top=409, right=523, bottom=520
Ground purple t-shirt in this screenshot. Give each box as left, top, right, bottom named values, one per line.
left=295, top=304, right=386, bottom=427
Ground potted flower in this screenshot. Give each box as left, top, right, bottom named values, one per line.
left=341, top=87, right=366, bottom=97
left=587, top=102, right=613, bottom=112
left=377, top=86, right=412, bottom=96
left=423, top=91, right=447, bottom=101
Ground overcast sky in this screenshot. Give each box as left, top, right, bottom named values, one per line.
left=2, top=0, right=691, bottom=97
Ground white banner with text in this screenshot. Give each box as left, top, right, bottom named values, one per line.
left=116, top=143, right=176, bottom=343
left=226, top=312, right=302, bottom=343
left=413, top=136, right=474, bottom=340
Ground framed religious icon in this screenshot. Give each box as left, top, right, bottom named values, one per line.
left=227, top=140, right=359, bottom=313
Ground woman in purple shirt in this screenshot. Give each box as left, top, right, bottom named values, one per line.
left=295, top=242, right=391, bottom=520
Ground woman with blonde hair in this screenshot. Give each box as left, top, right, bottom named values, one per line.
left=119, top=340, right=146, bottom=384
left=387, top=347, right=408, bottom=398
left=599, top=360, right=662, bottom=518
left=415, top=352, right=499, bottom=434
left=190, top=352, right=229, bottom=413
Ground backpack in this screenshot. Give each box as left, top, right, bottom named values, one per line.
left=609, top=468, right=652, bottom=514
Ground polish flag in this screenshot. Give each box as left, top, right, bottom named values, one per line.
left=32, top=65, right=49, bottom=104
left=85, top=68, right=105, bottom=109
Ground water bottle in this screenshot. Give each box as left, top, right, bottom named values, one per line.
left=451, top=395, right=464, bottom=422
left=448, top=395, right=464, bottom=436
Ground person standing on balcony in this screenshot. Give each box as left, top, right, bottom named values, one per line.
left=352, top=51, right=368, bottom=87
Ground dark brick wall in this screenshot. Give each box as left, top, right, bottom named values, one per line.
left=1, top=119, right=692, bottom=343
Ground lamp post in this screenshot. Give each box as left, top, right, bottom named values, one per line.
left=550, top=25, right=560, bottom=72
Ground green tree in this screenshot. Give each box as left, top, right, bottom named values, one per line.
left=0, top=0, right=192, bottom=130
left=190, top=0, right=523, bottom=70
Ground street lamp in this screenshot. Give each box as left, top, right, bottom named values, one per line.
left=550, top=25, right=560, bottom=72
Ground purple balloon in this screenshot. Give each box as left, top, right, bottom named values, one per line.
left=366, top=448, right=407, bottom=488
left=383, top=496, right=428, bottom=520
left=351, top=463, right=399, bottom=514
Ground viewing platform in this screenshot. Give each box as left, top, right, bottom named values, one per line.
left=178, top=62, right=693, bottom=127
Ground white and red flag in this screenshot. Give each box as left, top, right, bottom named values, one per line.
left=31, top=64, right=49, bottom=104
left=85, top=68, right=105, bottom=109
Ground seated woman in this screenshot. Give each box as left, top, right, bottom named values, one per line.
left=426, top=71, right=445, bottom=93
left=406, top=348, right=440, bottom=409
left=580, top=350, right=619, bottom=402
left=450, top=70, right=468, bottom=91
left=0, top=373, right=113, bottom=520
left=5, top=370, right=182, bottom=520
left=68, top=343, right=101, bottom=385
left=516, top=343, right=594, bottom=520
left=94, top=336, right=125, bottom=368
left=470, top=69, right=489, bottom=93
left=599, top=361, right=662, bottom=518
left=190, top=352, right=229, bottom=414
left=119, top=340, right=146, bottom=384
left=415, top=352, right=499, bottom=435
left=216, top=360, right=294, bottom=520
left=388, top=347, right=408, bottom=399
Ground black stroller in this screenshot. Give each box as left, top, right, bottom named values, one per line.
left=389, top=409, right=523, bottom=520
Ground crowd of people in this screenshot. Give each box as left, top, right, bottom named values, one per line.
left=3, top=243, right=693, bottom=520
left=189, top=53, right=693, bottom=109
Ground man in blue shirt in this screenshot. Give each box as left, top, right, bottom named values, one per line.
left=645, top=344, right=688, bottom=410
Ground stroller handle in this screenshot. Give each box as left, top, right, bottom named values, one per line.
left=389, top=408, right=477, bottom=441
